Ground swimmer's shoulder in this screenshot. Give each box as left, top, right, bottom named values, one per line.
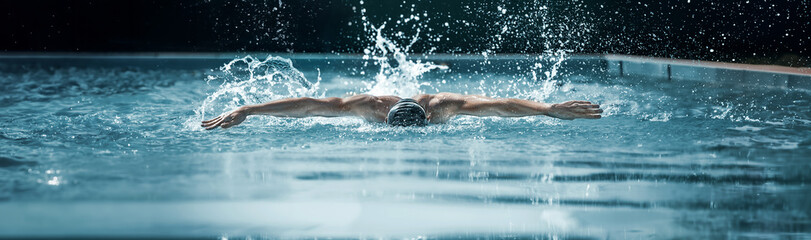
left=361, top=95, right=401, bottom=112
left=374, top=95, right=402, bottom=105
left=345, top=94, right=398, bottom=104
left=412, top=93, right=460, bottom=102
left=418, top=93, right=465, bottom=105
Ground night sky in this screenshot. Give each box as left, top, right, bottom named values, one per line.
left=2, top=0, right=809, bottom=66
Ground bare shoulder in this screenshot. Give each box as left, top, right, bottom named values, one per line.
left=345, top=94, right=401, bottom=110
left=436, top=92, right=469, bottom=106
left=413, top=93, right=467, bottom=114
left=414, top=92, right=464, bottom=104
left=374, top=95, right=402, bottom=103
left=341, top=94, right=390, bottom=105
left=338, top=94, right=399, bottom=122
left=433, top=92, right=465, bottom=99
left=411, top=93, right=465, bottom=123
left=342, top=94, right=375, bottom=102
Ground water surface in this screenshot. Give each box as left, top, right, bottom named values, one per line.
left=0, top=55, right=809, bottom=239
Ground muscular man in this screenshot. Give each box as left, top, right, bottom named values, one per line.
left=201, top=92, right=602, bottom=130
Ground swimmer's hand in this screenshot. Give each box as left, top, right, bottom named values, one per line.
left=201, top=107, right=249, bottom=130
left=546, top=101, right=602, bottom=120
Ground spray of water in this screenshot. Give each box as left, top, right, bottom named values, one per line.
left=186, top=55, right=322, bottom=129
left=363, top=23, right=448, bottom=97
left=525, top=50, right=569, bottom=101
left=188, top=0, right=597, bottom=129
left=466, top=1, right=593, bottom=102
left=186, top=26, right=450, bottom=129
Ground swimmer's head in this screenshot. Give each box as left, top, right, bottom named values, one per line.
left=386, top=98, right=428, bottom=127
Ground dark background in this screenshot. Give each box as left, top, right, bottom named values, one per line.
left=2, top=0, right=809, bottom=66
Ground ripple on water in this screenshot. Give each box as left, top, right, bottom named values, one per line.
left=0, top=55, right=809, bottom=238
left=0, top=157, right=37, bottom=168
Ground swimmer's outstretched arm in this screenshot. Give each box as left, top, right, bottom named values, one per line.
left=431, top=93, right=602, bottom=121
left=201, top=95, right=389, bottom=130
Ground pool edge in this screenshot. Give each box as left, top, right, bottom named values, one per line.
left=1, top=52, right=809, bottom=90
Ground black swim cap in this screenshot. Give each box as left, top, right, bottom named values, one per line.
left=386, top=98, right=428, bottom=127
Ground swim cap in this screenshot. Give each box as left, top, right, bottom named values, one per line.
left=386, top=98, right=428, bottom=127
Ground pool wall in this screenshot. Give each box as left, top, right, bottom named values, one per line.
left=605, top=54, right=811, bottom=90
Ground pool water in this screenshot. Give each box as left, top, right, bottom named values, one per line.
left=0, top=54, right=809, bottom=239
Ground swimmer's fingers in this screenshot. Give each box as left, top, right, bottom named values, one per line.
left=202, top=116, right=222, bottom=124
left=201, top=116, right=223, bottom=129
left=201, top=116, right=223, bottom=127
left=572, top=112, right=601, bottom=118
left=580, top=107, right=602, bottom=119
left=202, top=117, right=219, bottom=123
left=571, top=103, right=602, bottom=119
left=572, top=106, right=602, bottom=113
left=201, top=120, right=217, bottom=129
left=220, top=113, right=247, bottom=129
left=221, top=121, right=237, bottom=129
left=220, top=118, right=235, bottom=129
left=204, top=116, right=232, bottom=130
left=583, top=108, right=603, bottom=114
left=203, top=120, right=223, bottom=130
left=573, top=103, right=600, bottom=108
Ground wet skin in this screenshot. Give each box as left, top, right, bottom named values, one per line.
left=202, top=92, right=602, bottom=130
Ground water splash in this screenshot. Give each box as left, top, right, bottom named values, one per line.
left=468, top=1, right=592, bottom=102
left=352, top=0, right=591, bottom=100
left=525, top=50, right=569, bottom=101
left=353, top=0, right=451, bottom=97
left=187, top=55, right=322, bottom=129
left=509, top=0, right=592, bottom=102
left=187, top=0, right=595, bottom=130
left=361, top=24, right=448, bottom=97
left=186, top=24, right=450, bottom=129
left=187, top=8, right=452, bottom=130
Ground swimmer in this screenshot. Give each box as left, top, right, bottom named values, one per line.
left=201, top=92, right=602, bottom=130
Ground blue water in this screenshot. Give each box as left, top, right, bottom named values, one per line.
left=0, top=55, right=810, bottom=239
